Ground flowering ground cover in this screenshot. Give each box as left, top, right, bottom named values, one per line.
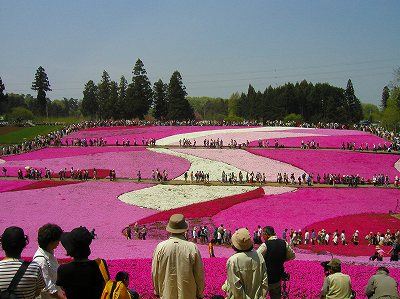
left=213, top=187, right=400, bottom=257
left=0, top=179, right=34, bottom=192
left=7, top=180, right=81, bottom=191
left=63, top=126, right=247, bottom=145
left=105, top=258, right=400, bottom=299
left=172, top=148, right=305, bottom=181
left=247, top=148, right=400, bottom=182
left=119, top=185, right=257, bottom=210
left=0, top=181, right=157, bottom=259
left=149, top=148, right=243, bottom=181
left=1, top=147, right=190, bottom=179
left=249, top=134, right=389, bottom=149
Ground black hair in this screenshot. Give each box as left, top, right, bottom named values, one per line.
left=263, top=226, right=276, bottom=236
left=38, top=223, right=63, bottom=251
left=0, top=226, right=29, bottom=258
left=116, top=271, right=129, bottom=282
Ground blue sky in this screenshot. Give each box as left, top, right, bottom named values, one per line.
left=1, top=1, right=399, bottom=105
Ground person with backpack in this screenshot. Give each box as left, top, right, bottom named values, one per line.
left=33, top=223, right=66, bottom=299
left=56, top=226, right=109, bottom=299
left=0, top=226, right=45, bottom=298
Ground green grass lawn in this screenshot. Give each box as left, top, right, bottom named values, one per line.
left=0, top=125, right=64, bottom=145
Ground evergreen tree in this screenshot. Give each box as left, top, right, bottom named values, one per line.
left=81, top=80, right=98, bottom=119
left=381, top=86, right=390, bottom=110
left=153, top=79, right=168, bottom=120
left=109, top=81, right=119, bottom=119
left=31, top=66, right=51, bottom=116
left=344, top=79, right=362, bottom=123
left=97, top=71, right=112, bottom=119
left=117, top=76, right=128, bottom=119
left=126, top=59, right=152, bottom=119
left=167, top=71, right=194, bottom=120
left=0, top=76, right=7, bottom=115
left=227, top=92, right=240, bottom=118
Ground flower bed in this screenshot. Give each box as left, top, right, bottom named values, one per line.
left=172, top=148, right=305, bottom=181
left=247, top=148, right=400, bottom=182
left=103, top=258, right=400, bottom=299
left=248, top=133, right=389, bottom=149
left=1, top=148, right=190, bottom=179
left=63, top=126, right=247, bottom=145
left=136, top=187, right=265, bottom=224
left=0, top=180, right=34, bottom=192
left=8, top=180, right=81, bottom=191
left=213, top=187, right=400, bottom=257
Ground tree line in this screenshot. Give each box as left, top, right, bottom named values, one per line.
left=0, top=63, right=399, bottom=129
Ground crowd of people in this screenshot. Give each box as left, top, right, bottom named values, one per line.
left=1, top=214, right=400, bottom=299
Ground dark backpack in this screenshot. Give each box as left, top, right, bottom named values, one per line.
left=0, top=261, right=30, bottom=299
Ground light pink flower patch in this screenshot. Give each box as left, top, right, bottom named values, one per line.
left=1, top=148, right=190, bottom=179
left=172, top=148, right=305, bottom=181
left=247, top=148, right=400, bottom=182
left=0, top=182, right=157, bottom=259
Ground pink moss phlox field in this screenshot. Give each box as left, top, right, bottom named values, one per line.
left=247, top=148, right=400, bottom=182
left=1, top=148, right=190, bottom=179
left=63, top=126, right=248, bottom=145
left=172, top=148, right=305, bottom=180
left=0, top=180, right=34, bottom=192
left=105, top=258, right=400, bottom=298
left=0, top=181, right=157, bottom=259
left=137, top=187, right=265, bottom=225
left=213, top=188, right=400, bottom=255
left=8, top=180, right=81, bottom=191
left=298, top=213, right=400, bottom=256
left=249, top=134, right=389, bottom=149
left=2, top=147, right=146, bottom=161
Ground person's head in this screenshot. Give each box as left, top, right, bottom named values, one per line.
left=377, top=266, right=389, bottom=275
left=262, top=226, right=276, bottom=240
left=231, top=228, right=253, bottom=252
left=0, top=226, right=29, bottom=258
left=115, top=271, right=129, bottom=286
left=38, top=223, right=63, bottom=252
left=166, top=214, right=188, bottom=235
left=327, top=258, right=342, bottom=273
left=61, top=226, right=93, bottom=259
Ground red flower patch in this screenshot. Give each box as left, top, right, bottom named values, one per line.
left=8, top=180, right=82, bottom=192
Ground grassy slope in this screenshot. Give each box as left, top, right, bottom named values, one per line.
left=0, top=125, right=64, bottom=145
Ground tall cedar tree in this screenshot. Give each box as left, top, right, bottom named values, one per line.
left=126, top=59, right=152, bottom=119
left=153, top=79, right=168, bottom=120
left=344, top=79, right=362, bottom=123
left=167, top=71, right=194, bottom=120
left=0, top=76, right=6, bottom=115
left=97, top=71, right=112, bottom=119
left=81, top=80, right=98, bottom=119
left=117, top=76, right=128, bottom=119
left=31, top=66, right=51, bottom=116
left=381, top=86, right=390, bottom=110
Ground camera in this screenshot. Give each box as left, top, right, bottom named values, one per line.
left=282, top=272, right=290, bottom=281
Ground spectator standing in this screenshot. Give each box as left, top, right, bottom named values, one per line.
left=56, top=226, right=109, bottom=299
left=33, top=223, right=66, bottom=299
left=388, top=237, right=400, bottom=261
left=257, top=226, right=295, bottom=299
left=365, top=266, right=399, bottom=299
left=222, top=228, right=268, bottom=299
left=320, top=258, right=352, bottom=299
left=152, top=214, right=204, bottom=299
left=0, top=226, right=45, bottom=298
